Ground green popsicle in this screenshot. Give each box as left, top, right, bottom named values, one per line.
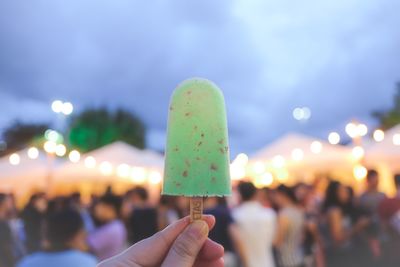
left=162, top=78, right=231, bottom=197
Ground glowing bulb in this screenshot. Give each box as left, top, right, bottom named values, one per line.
left=291, top=148, right=304, bottom=161
left=292, top=108, right=304, bottom=120
left=353, top=165, right=367, bottom=181
left=276, top=169, right=289, bottom=182
left=393, top=134, right=400, bottom=146
left=230, top=164, right=246, bottom=181
left=328, top=132, right=340, bottom=145
left=254, top=172, right=274, bottom=188
left=272, top=155, right=285, bottom=168
left=235, top=153, right=249, bottom=166
left=373, top=129, right=385, bottom=142
left=149, top=171, right=162, bottom=184
left=44, top=141, right=57, bottom=153
left=117, top=164, right=131, bottom=178
left=310, top=141, right=322, bottom=154
left=68, top=150, right=80, bottom=163
left=131, top=167, right=147, bottom=184
left=51, top=100, right=63, bottom=113
left=27, top=147, right=39, bottom=159
left=352, top=146, right=365, bottom=160
left=84, top=156, right=96, bottom=168
left=357, top=124, right=368, bottom=137
left=9, top=153, right=20, bottom=165
left=346, top=123, right=358, bottom=138
left=100, top=161, right=113, bottom=176
left=252, top=161, right=265, bottom=174
left=55, top=144, right=66, bottom=157
left=62, top=102, right=73, bottom=115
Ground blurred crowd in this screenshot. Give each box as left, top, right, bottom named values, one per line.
left=1, top=170, right=400, bottom=267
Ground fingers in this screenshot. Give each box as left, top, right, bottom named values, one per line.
left=101, top=215, right=216, bottom=267
left=197, top=238, right=224, bottom=260
left=194, top=258, right=225, bottom=267
left=161, top=220, right=209, bottom=267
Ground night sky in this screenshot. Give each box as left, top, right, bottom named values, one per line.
left=1, top=0, right=400, bottom=156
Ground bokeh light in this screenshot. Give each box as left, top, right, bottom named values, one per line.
left=328, top=132, right=340, bottom=145
left=373, top=129, right=385, bottom=142
left=353, top=164, right=367, bottom=181
left=291, top=148, right=304, bottom=161
left=9, top=153, right=20, bottom=165
left=84, top=156, right=96, bottom=168
left=100, top=161, right=113, bottom=176
left=27, top=147, right=39, bottom=159
left=310, top=141, right=322, bottom=154
left=68, top=150, right=81, bottom=163
left=55, top=144, right=67, bottom=157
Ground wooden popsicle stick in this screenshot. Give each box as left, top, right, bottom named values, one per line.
left=190, top=197, right=203, bottom=222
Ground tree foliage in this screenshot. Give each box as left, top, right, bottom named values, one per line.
left=373, top=82, right=400, bottom=130
left=68, top=108, right=146, bottom=152
left=1, top=121, right=49, bottom=156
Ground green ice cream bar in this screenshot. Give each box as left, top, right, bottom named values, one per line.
left=162, top=78, right=231, bottom=196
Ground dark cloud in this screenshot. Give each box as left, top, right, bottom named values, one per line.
left=0, top=0, right=400, bottom=156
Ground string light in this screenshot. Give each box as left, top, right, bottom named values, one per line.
left=117, top=164, right=131, bottom=178
left=44, top=141, right=57, bottom=154
left=310, top=141, right=322, bottom=154
left=373, top=129, right=385, bottom=142
left=149, top=171, right=162, bottom=184
left=27, top=147, right=39, bottom=159
left=55, top=144, right=66, bottom=157
left=291, top=148, right=304, bottom=161
left=393, top=134, right=400, bottom=146
left=84, top=156, right=96, bottom=168
left=252, top=161, right=266, bottom=174
left=272, top=155, right=285, bottom=168
left=328, top=132, right=340, bottom=145
left=100, top=161, right=113, bottom=176
left=131, top=167, right=146, bottom=184
left=9, top=153, right=20, bottom=165
left=254, top=172, right=274, bottom=188
left=352, top=146, right=364, bottom=160
left=353, top=165, right=367, bottom=181
left=68, top=150, right=80, bottom=163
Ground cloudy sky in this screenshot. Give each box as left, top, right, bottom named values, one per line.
left=1, top=0, right=400, bottom=156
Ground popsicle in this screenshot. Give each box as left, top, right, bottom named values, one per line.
left=163, top=78, right=231, bottom=221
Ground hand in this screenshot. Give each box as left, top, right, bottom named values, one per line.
left=98, top=215, right=224, bottom=267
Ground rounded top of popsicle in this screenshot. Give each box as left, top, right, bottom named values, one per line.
left=173, top=77, right=224, bottom=98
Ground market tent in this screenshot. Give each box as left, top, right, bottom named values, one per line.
left=365, top=124, right=400, bottom=172
left=250, top=133, right=355, bottom=183
left=0, top=149, right=51, bottom=195
left=52, top=141, right=164, bottom=195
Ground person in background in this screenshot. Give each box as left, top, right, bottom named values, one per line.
left=378, top=174, right=400, bottom=267
left=233, top=181, right=276, bottom=267
left=21, top=193, right=47, bottom=254
left=273, top=185, right=305, bottom=267
left=17, top=208, right=97, bottom=267
left=294, top=183, right=324, bottom=267
left=0, top=193, right=16, bottom=267
left=321, top=181, right=370, bottom=267
left=69, top=192, right=95, bottom=233
left=359, top=169, right=386, bottom=263
left=204, top=197, right=246, bottom=267
left=126, top=187, right=158, bottom=244
left=88, top=194, right=126, bottom=261
left=157, top=195, right=181, bottom=230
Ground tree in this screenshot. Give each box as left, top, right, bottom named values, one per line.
left=373, top=82, right=400, bottom=130
left=1, top=121, right=49, bottom=156
left=68, top=108, right=146, bottom=152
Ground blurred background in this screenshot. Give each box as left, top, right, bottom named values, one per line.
left=1, top=1, right=400, bottom=267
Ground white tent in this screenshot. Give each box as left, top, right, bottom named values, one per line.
left=52, top=141, right=164, bottom=193
left=252, top=133, right=353, bottom=168
left=365, top=124, right=400, bottom=172
left=250, top=133, right=355, bottom=183
left=0, top=149, right=52, bottom=195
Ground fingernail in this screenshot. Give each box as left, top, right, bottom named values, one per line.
left=187, top=220, right=208, bottom=240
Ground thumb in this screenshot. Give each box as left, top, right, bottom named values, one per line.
left=161, top=220, right=209, bottom=267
